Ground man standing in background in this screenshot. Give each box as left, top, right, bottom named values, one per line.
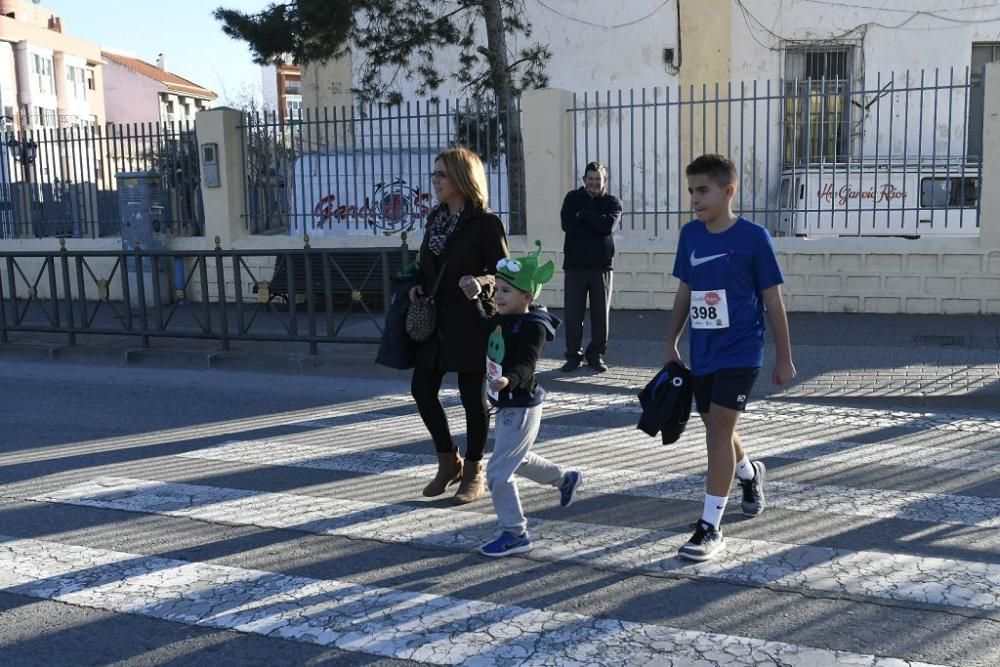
left=560, top=161, right=623, bottom=373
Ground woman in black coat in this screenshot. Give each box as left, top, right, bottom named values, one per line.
left=409, top=147, right=509, bottom=504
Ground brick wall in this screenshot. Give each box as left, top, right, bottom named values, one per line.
left=535, top=238, right=1000, bottom=315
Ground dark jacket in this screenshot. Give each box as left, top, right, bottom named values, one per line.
left=475, top=304, right=561, bottom=408
left=375, top=280, right=418, bottom=370
left=560, top=187, right=623, bottom=270
left=414, top=205, right=509, bottom=373
left=637, top=361, right=693, bottom=445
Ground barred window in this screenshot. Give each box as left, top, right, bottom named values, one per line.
left=783, top=47, right=854, bottom=166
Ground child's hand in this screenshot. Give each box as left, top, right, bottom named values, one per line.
left=490, top=376, right=510, bottom=392
left=459, top=275, right=482, bottom=300
left=772, top=359, right=797, bottom=387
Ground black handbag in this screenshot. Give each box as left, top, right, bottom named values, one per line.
left=405, top=256, right=450, bottom=342
left=376, top=281, right=418, bottom=369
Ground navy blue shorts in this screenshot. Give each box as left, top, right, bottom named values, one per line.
left=692, top=367, right=759, bottom=413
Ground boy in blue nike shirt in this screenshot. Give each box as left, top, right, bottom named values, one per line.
left=668, top=154, right=796, bottom=562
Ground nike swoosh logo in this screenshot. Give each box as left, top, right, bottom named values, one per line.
left=691, top=251, right=728, bottom=267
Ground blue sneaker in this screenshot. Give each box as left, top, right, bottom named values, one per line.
left=559, top=470, right=583, bottom=507
left=479, top=531, right=532, bottom=557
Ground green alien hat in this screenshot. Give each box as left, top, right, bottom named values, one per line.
left=495, top=240, right=555, bottom=299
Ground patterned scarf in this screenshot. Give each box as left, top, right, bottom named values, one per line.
left=427, top=205, right=463, bottom=256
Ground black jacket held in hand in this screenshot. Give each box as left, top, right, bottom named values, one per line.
left=414, top=206, right=509, bottom=373
left=560, top=187, right=623, bottom=270
left=475, top=303, right=561, bottom=408
left=637, top=361, right=693, bottom=445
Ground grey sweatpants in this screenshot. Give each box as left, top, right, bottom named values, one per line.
left=486, top=405, right=564, bottom=535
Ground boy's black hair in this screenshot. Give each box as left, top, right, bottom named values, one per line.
left=584, top=160, right=608, bottom=178
left=685, top=154, right=738, bottom=187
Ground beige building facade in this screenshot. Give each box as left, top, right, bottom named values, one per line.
left=0, top=0, right=105, bottom=130
left=101, top=50, right=216, bottom=126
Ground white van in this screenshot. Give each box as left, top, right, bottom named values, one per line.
left=290, top=149, right=509, bottom=237
left=777, top=158, right=979, bottom=238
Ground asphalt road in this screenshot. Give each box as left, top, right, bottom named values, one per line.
left=1, top=359, right=998, bottom=666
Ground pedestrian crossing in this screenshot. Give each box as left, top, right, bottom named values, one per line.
left=0, top=535, right=947, bottom=667
left=170, top=433, right=1000, bottom=528
left=3, top=382, right=999, bottom=666
left=23, top=475, right=1000, bottom=612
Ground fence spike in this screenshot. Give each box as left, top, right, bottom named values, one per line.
left=58, top=237, right=66, bottom=251
left=303, top=232, right=311, bottom=249
left=214, top=235, right=222, bottom=251
left=134, top=238, right=142, bottom=250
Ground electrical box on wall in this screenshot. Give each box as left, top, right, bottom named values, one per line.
left=202, top=143, right=220, bottom=188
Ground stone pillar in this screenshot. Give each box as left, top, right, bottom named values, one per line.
left=978, top=61, right=1000, bottom=249
left=522, top=88, right=574, bottom=249
left=195, top=107, right=245, bottom=247
left=679, top=0, right=732, bottom=165
left=521, top=88, right=575, bottom=307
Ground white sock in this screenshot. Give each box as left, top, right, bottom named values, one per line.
left=702, top=494, right=728, bottom=530
left=735, top=456, right=755, bottom=481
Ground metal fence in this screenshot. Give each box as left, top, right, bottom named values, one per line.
left=0, top=121, right=205, bottom=240
left=0, top=240, right=413, bottom=352
left=570, top=68, right=981, bottom=238
left=240, top=98, right=519, bottom=236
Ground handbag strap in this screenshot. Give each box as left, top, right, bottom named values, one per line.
left=427, top=254, right=451, bottom=298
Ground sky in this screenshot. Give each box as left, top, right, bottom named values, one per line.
left=40, top=0, right=269, bottom=104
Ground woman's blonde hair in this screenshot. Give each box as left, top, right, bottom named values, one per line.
left=436, top=147, right=489, bottom=210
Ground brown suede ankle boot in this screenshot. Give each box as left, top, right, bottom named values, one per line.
left=423, top=450, right=464, bottom=497
left=453, top=460, right=485, bottom=505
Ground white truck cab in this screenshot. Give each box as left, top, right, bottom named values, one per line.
left=776, top=158, right=979, bottom=238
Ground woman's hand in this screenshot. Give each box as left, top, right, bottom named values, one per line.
left=490, top=376, right=510, bottom=392
left=408, top=285, right=425, bottom=302
left=459, top=275, right=482, bottom=300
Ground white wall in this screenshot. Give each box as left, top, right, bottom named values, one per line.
left=352, top=1, right=999, bottom=100
left=352, top=0, right=681, bottom=100
left=102, top=58, right=163, bottom=125
left=15, top=42, right=57, bottom=118
left=261, top=64, right=278, bottom=111
left=54, top=52, right=90, bottom=121
left=728, top=2, right=996, bottom=161
left=730, top=3, right=1000, bottom=82
left=0, top=41, right=16, bottom=117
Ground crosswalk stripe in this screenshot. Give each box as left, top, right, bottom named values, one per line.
left=175, top=440, right=1000, bottom=528
left=0, top=534, right=947, bottom=667
left=297, top=410, right=1000, bottom=475
left=25, top=476, right=1000, bottom=614
left=4, top=383, right=995, bottom=468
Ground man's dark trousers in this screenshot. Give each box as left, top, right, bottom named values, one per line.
left=564, top=269, right=613, bottom=362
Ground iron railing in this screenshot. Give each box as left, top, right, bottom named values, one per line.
left=0, top=238, right=414, bottom=353
left=0, top=121, right=205, bottom=240
left=570, top=68, right=981, bottom=238
left=239, top=98, right=519, bottom=236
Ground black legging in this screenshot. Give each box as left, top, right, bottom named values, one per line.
left=411, top=366, right=489, bottom=462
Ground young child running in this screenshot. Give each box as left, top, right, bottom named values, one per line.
left=471, top=241, right=584, bottom=557
left=667, top=154, right=796, bottom=562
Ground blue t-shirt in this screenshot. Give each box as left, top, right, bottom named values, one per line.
left=672, top=217, right=783, bottom=375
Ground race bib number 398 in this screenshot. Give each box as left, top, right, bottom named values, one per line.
left=690, top=289, right=729, bottom=329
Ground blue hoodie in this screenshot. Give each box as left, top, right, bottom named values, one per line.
left=475, top=303, right=561, bottom=408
